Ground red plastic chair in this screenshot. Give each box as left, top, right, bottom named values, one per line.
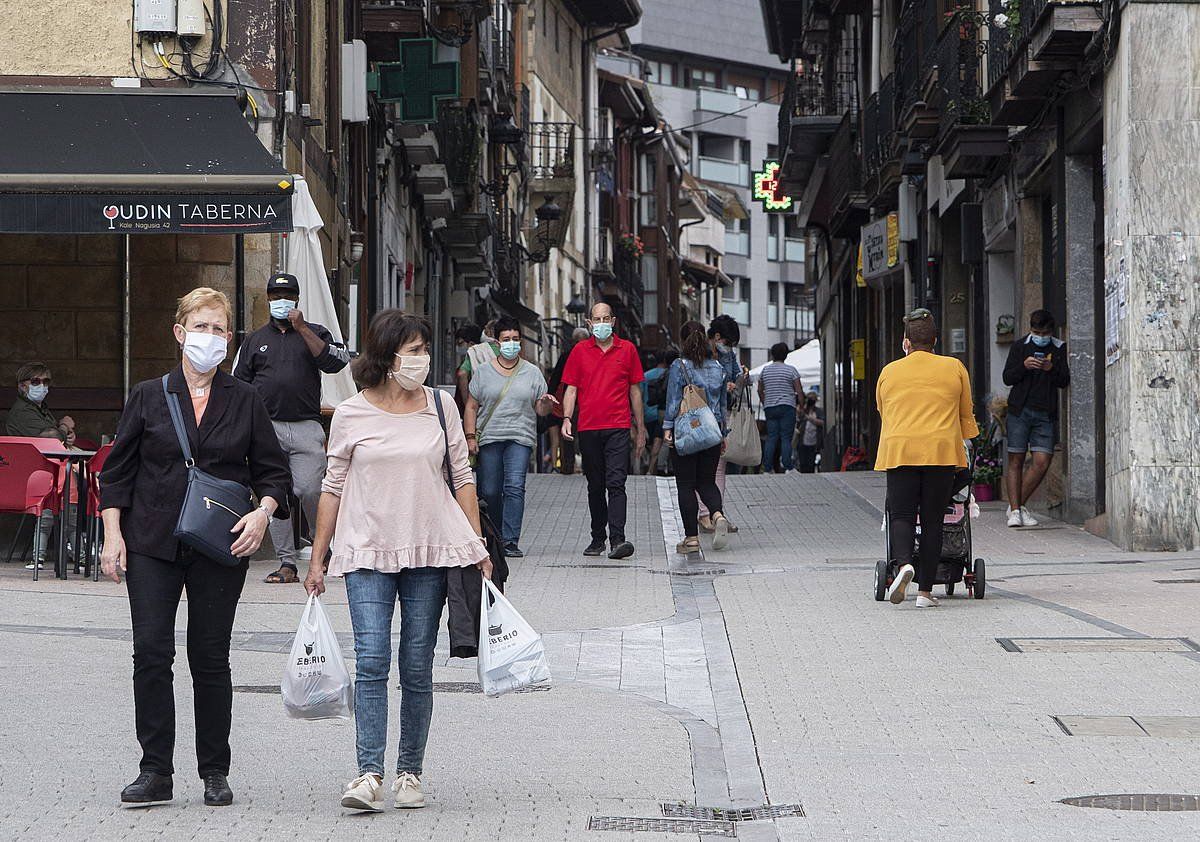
left=0, top=440, right=62, bottom=580
left=84, top=443, right=114, bottom=581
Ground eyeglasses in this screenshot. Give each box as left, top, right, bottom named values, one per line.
left=24, top=377, right=51, bottom=386
left=903, top=308, right=933, bottom=322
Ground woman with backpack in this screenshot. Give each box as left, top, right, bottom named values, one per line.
left=662, top=321, right=734, bottom=554
left=642, top=350, right=674, bottom=475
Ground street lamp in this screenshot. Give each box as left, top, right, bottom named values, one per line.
left=566, top=289, right=587, bottom=325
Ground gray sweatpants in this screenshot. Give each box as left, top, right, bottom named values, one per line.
left=269, top=419, right=327, bottom=568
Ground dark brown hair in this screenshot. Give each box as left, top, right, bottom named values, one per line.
left=680, top=320, right=711, bottom=367
left=904, top=313, right=938, bottom=349
left=351, top=309, right=432, bottom=388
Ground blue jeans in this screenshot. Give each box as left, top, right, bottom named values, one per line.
left=476, top=440, right=531, bottom=545
left=345, top=567, right=447, bottom=776
left=763, top=405, right=796, bottom=472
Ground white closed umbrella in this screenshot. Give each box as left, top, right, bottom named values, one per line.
left=285, top=177, right=357, bottom=409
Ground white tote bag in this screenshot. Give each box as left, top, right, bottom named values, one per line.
left=477, top=578, right=551, bottom=697
left=281, top=594, right=353, bottom=720
left=723, top=385, right=762, bottom=467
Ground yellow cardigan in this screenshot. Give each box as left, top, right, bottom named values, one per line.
left=875, top=351, right=980, bottom=470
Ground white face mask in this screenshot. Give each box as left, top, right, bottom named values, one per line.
left=26, top=383, right=49, bottom=403
left=181, top=329, right=228, bottom=373
left=390, top=354, right=430, bottom=391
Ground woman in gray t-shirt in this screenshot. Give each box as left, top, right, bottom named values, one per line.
left=464, top=317, right=557, bottom=557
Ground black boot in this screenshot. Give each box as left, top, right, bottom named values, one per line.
left=120, top=771, right=173, bottom=807
left=203, top=773, right=233, bottom=806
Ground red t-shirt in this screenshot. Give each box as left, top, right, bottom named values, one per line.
left=561, top=336, right=645, bottom=431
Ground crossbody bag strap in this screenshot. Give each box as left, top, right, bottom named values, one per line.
left=431, top=388, right=456, bottom=496
left=160, top=375, right=195, bottom=468
left=476, top=362, right=520, bottom=439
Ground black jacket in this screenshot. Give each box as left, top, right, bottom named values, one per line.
left=1002, top=334, right=1071, bottom=418
left=234, top=322, right=349, bottom=422
left=99, top=367, right=292, bottom=562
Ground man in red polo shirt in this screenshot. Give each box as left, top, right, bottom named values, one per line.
left=561, top=302, right=646, bottom=559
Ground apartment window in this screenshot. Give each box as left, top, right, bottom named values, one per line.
left=686, top=67, right=718, bottom=89
left=645, top=60, right=675, bottom=86
left=768, top=282, right=779, bottom=329
left=555, top=9, right=560, bottom=51
left=726, top=84, right=760, bottom=101
left=698, top=135, right=748, bottom=187
left=783, top=217, right=806, bottom=263
left=642, top=254, right=659, bottom=325
left=568, top=29, right=574, bottom=68
left=783, top=283, right=813, bottom=332
left=767, top=216, right=780, bottom=261
left=724, top=216, right=749, bottom=256
left=722, top=275, right=751, bottom=326
left=767, top=143, right=779, bottom=161
left=639, top=152, right=658, bottom=226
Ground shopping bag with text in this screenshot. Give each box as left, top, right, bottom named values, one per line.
left=282, top=594, right=353, bottom=720
left=477, top=578, right=551, bottom=697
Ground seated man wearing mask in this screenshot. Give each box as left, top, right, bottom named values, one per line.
left=6, top=362, right=77, bottom=569
left=234, top=272, right=350, bottom=583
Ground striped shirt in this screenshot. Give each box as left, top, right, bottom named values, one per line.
left=760, top=362, right=801, bottom=408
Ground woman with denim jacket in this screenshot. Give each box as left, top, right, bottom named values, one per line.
left=662, top=321, right=734, bottom=554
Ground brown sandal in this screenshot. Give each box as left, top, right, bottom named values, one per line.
left=264, top=566, right=299, bottom=584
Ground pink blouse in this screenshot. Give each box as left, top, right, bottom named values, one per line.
left=322, top=387, right=488, bottom=577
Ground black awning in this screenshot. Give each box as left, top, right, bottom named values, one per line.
left=489, top=288, right=542, bottom=329
left=0, top=89, right=293, bottom=234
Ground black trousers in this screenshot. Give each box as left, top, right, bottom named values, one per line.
left=577, top=428, right=631, bottom=544
left=797, top=444, right=818, bottom=473
left=674, top=443, right=723, bottom=537
left=126, top=547, right=248, bottom=778
left=886, top=466, right=956, bottom=592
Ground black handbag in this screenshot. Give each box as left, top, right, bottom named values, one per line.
left=161, top=375, right=255, bottom=566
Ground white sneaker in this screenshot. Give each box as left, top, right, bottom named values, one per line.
left=341, top=773, right=384, bottom=812
left=916, top=594, right=939, bottom=608
left=1019, top=507, right=1039, bottom=527
left=392, top=772, right=426, bottom=809
left=711, top=514, right=731, bottom=551
left=24, top=560, right=45, bottom=570
left=1006, top=508, right=1023, bottom=528
left=886, top=564, right=914, bottom=604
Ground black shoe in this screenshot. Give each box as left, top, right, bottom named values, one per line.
left=608, top=541, right=635, bottom=560
left=120, top=771, right=173, bottom=807
left=583, top=540, right=606, bottom=556
left=504, top=543, right=524, bottom=558
left=203, top=773, right=233, bottom=807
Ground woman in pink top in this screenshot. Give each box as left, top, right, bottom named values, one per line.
left=304, top=311, right=492, bottom=813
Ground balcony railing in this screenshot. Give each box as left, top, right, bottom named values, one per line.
left=697, top=86, right=746, bottom=114
left=435, top=102, right=482, bottom=188
left=934, top=10, right=989, bottom=136
left=861, top=73, right=897, bottom=181
left=614, top=250, right=644, bottom=322
left=724, top=230, right=749, bottom=256
left=826, top=110, right=862, bottom=221
left=698, top=157, right=749, bottom=187
left=527, top=122, right=576, bottom=181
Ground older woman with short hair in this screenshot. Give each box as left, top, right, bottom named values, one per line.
left=304, top=309, right=492, bottom=813
left=100, top=287, right=291, bottom=808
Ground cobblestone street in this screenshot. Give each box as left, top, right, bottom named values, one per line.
left=5, top=471, right=1200, bottom=840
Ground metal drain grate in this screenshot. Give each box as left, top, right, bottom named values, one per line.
left=233, top=685, right=278, bottom=694
left=997, top=637, right=1199, bottom=653
left=1061, top=794, right=1200, bottom=811
left=1098, top=559, right=1146, bottom=565
left=662, top=803, right=805, bottom=821
left=587, top=816, right=736, bottom=836
left=430, top=681, right=550, bottom=694
left=1154, top=579, right=1200, bottom=585
left=662, top=565, right=727, bottom=577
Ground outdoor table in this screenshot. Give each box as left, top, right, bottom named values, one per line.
left=36, top=446, right=96, bottom=580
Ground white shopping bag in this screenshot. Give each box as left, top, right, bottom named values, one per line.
left=477, top=578, right=551, bottom=697
left=282, top=594, right=353, bottom=720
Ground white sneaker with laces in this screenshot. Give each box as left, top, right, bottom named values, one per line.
left=393, top=772, right=426, bottom=809
left=1019, top=507, right=1039, bottom=527
left=916, top=594, right=939, bottom=608
left=341, top=773, right=384, bottom=812
left=1006, top=508, right=1023, bottom=528
left=886, top=564, right=914, bottom=604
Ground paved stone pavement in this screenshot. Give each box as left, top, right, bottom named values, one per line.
left=4, top=470, right=1200, bottom=840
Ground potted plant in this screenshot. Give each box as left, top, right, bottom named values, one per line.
left=618, top=231, right=644, bottom=258
left=971, top=431, right=1002, bottom=502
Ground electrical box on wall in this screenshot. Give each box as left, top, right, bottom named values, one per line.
left=134, top=0, right=177, bottom=34
left=176, top=0, right=207, bottom=37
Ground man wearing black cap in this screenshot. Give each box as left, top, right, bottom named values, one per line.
left=234, top=272, right=350, bottom=583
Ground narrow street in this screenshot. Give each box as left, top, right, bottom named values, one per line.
left=5, top=471, right=1200, bottom=840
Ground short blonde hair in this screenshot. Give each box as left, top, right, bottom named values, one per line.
left=175, top=287, right=233, bottom=330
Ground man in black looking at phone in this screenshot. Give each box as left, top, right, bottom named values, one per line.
left=1002, top=310, right=1070, bottom=527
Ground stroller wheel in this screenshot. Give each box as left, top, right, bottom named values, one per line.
left=972, top=558, right=986, bottom=599
left=944, top=582, right=955, bottom=597
left=873, top=559, right=888, bottom=602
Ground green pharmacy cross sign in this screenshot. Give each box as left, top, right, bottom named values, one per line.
left=374, top=38, right=460, bottom=123
left=752, top=160, right=793, bottom=212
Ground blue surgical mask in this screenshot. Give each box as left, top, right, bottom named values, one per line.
left=592, top=323, right=614, bottom=341
left=26, top=384, right=48, bottom=403
left=499, top=340, right=521, bottom=360
left=1030, top=333, right=1052, bottom=347
left=270, top=299, right=296, bottom=320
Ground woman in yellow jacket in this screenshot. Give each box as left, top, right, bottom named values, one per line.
left=876, top=309, right=979, bottom=608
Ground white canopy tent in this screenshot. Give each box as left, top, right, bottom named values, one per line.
left=749, top=338, right=822, bottom=392
left=284, top=177, right=358, bottom=409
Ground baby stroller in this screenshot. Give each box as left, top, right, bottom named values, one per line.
left=873, top=461, right=986, bottom=601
